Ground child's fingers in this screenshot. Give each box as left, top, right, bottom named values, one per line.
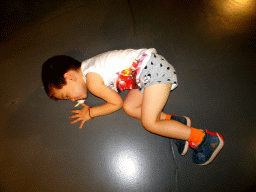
left=71, top=117, right=82, bottom=124
left=79, top=120, right=85, bottom=129
left=71, top=110, right=80, bottom=113
left=69, top=114, right=80, bottom=119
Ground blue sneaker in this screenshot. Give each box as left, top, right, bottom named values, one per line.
left=171, top=115, right=191, bottom=156
left=192, top=129, right=224, bottom=165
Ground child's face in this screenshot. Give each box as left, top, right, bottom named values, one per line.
left=53, top=71, right=88, bottom=102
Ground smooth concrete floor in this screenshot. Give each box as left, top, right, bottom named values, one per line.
left=0, top=0, right=256, bottom=191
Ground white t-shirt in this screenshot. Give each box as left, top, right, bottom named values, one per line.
left=81, top=48, right=156, bottom=92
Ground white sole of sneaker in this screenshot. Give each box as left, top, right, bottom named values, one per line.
left=181, top=116, right=191, bottom=155
left=184, top=116, right=191, bottom=127
left=199, top=132, right=224, bottom=166
left=181, top=141, right=189, bottom=155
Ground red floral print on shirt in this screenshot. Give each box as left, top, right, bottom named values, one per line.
left=116, top=53, right=148, bottom=92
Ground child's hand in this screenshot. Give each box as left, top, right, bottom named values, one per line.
left=70, top=103, right=91, bottom=129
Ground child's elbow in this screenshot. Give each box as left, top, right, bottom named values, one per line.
left=117, top=100, right=124, bottom=110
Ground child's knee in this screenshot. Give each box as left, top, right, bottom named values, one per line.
left=141, top=116, right=160, bottom=133
left=141, top=120, right=155, bottom=133
left=122, top=102, right=132, bottom=115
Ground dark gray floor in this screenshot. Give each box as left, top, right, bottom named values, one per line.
left=1, top=0, right=256, bottom=191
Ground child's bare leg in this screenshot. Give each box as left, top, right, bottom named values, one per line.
left=124, top=84, right=224, bottom=165
left=123, top=89, right=168, bottom=120
left=141, top=83, right=191, bottom=141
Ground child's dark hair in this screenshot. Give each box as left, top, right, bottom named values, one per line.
left=41, top=55, right=81, bottom=101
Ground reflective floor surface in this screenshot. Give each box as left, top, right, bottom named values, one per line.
left=1, top=0, right=255, bottom=191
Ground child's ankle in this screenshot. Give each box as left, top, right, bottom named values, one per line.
left=188, top=128, right=205, bottom=147
left=160, top=113, right=171, bottom=120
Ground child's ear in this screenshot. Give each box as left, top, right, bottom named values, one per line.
left=64, top=71, right=77, bottom=81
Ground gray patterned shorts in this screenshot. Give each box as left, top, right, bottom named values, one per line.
left=138, top=53, right=178, bottom=93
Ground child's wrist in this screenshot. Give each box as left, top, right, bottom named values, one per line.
left=87, top=106, right=94, bottom=119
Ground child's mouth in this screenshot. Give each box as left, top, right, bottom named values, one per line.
left=77, top=97, right=85, bottom=101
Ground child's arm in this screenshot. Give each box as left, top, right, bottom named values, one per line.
left=86, top=72, right=124, bottom=118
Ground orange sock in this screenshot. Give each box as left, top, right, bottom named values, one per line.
left=165, top=115, right=204, bottom=146
left=188, top=128, right=205, bottom=146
